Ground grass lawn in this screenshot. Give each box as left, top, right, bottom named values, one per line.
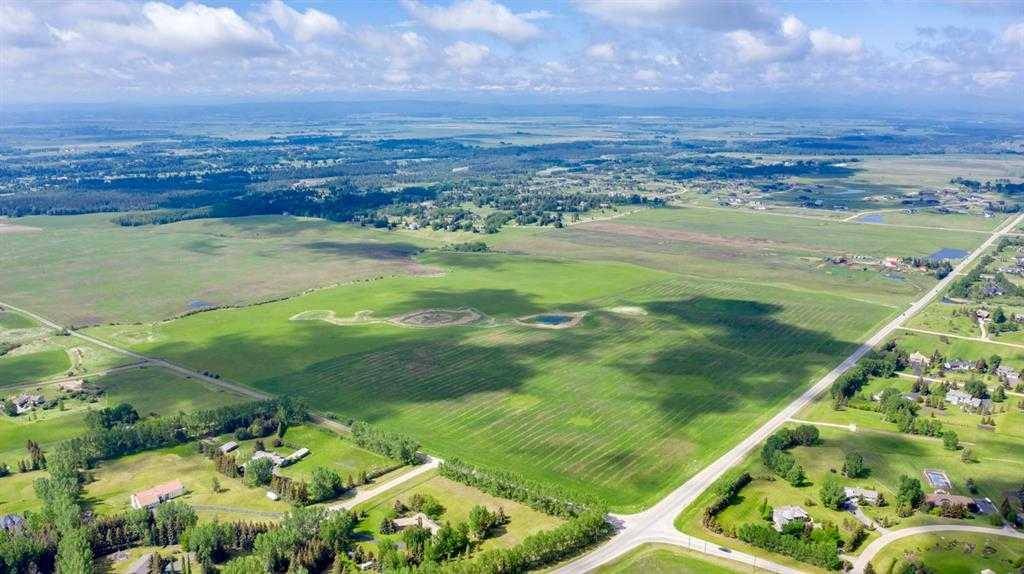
left=95, top=545, right=198, bottom=574
left=87, top=252, right=895, bottom=511
left=353, top=470, right=563, bottom=552
left=595, top=543, right=746, bottom=574
left=0, top=470, right=42, bottom=515
left=0, top=310, right=37, bottom=330
left=83, top=443, right=290, bottom=518
left=0, top=348, right=70, bottom=385
left=0, top=365, right=249, bottom=468
left=870, top=532, right=1024, bottom=574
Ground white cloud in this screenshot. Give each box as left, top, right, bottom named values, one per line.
left=728, top=15, right=860, bottom=63
left=1002, top=21, right=1024, bottom=48
left=259, top=0, right=343, bottom=43
left=93, top=2, right=280, bottom=56
left=809, top=28, right=862, bottom=57
left=1, top=3, right=57, bottom=47
left=402, top=0, right=540, bottom=42
left=444, top=41, right=490, bottom=68
left=585, top=42, right=616, bottom=61
left=575, top=0, right=775, bottom=31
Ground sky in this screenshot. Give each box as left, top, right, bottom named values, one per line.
left=2, top=0, right=1023, bottom=111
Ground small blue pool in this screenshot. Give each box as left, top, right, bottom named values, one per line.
left=533, top=314, right=572, bottom=325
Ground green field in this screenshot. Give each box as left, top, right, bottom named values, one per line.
left=595, top=544, right=746, bottom=574
left=87, top=250, right=897, bottom=510
left=870, top=532, right=1024, bottom=574
left=0, top=365, right=248, bottom=467
left=0, top=348, right=70, bottom=384
left=0, top=310, right=37, bottom=330
left=0, top=214, right=443, bottom=325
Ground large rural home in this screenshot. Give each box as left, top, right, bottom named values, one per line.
left=945, top=389, right=992, bottom=412
left=130, top=479, right=185, bottom=510
left=772, top=506, right=809, bottom=531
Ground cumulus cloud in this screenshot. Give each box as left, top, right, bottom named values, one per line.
left=93, top=2, right=280, bottom=56
left=1, top=3, right=59, bottom=47
left=444, top=40, right=490, bottom=68
left=809, top=28, right=863, bottom=57
left=575, top=0, right=775, bottom=32
left=258, top=0, right=344, bottom=43
left=728, top=15, right=861, bottom=63
left=402, top=0, right=540, bottom=42
left=585, top=42, right=616, bottom=61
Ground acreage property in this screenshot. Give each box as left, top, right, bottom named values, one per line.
left=90, top=248, right=903, bottom=510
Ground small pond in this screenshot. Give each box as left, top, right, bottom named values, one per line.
left=928, top=248, right=969, bottom=261
left=187, top=300, right=214, bottom=310
left=859, top=214, right=884, bottom=224
left=531, top=314, right=573, bottom=325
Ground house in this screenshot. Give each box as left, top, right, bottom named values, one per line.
left=266, top=491, right=280, bottom=501
left=996, top=366, right=1020, bottom=385
left=10, top=394, right=43, bottom=414
left=1013, top=313, right=1024, bottom=323
left=844, top=487, right=880, bottom=506
left=908, top=352, right=930, bottom=368
left=130, top=480, right=185, bottom=510
left=925, top=490, right=976, bottom=511
left=395, top=512, right=441, bottom=535
left=0, top=514, right=25, bottom=532
left=945, top=390, right=992, bottom=412
left=219, top=441, right=238, bottom=454
left=975, top=309, right=991, bottom=320
left=943, top=359, right=973, bottom=372
left=772, top=506, right=809, bottom=532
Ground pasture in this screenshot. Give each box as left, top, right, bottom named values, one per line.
left=87, top=252, right=895, bottom=510
left=494, top=206, right=981, bottom=307
left=0, top=348, right=70, bottom=384
left=0, top=213, right=442, bottom=325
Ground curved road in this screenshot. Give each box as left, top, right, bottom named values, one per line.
left=851, top=525, right=1024, bottom=574
left=558, top=211, right=1024, bottom=572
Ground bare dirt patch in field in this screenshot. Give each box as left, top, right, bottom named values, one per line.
left=581, top=221, right=775, bottom=250
left=515, top=311, right=586, bottom=329
left=0, top=222, right=42, bottom=234
left=290, top=310, right=381, bottom=326
left=607, top=306, right=647, bottom=316
left=389, top=308, right=484, bottom=328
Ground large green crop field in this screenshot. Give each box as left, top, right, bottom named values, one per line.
left=88, top=248, right=898, bottom=510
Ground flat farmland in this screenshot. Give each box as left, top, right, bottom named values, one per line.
left=88, top=252, right=894, bottom=510
left=0, top=213, right=441, bottom=325
left=496, top=207, right=982, bottom=307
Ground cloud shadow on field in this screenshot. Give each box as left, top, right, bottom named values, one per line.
left=141, top=289, right=859, bottom=429
left=303, top=240, right=424, bottom=260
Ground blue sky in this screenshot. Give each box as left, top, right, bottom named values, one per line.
left=2, top=0, right=1022, bottom=110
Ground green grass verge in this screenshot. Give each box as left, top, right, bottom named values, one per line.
left=0, top=310, right=37, bottom=330
left=594, top=543, right=746, bottom=574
